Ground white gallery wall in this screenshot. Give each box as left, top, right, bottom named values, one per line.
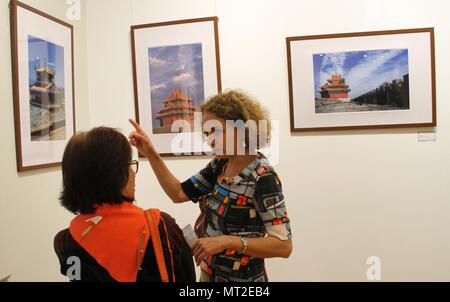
left=1, top=0, right=450, bottom=281
left=0, top=0, right=90, bottom=281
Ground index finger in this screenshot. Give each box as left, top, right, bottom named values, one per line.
left=129, top=118, right=143, bottom=132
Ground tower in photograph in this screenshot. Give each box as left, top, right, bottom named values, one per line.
left=319, top=73, right=351, bottom=102
left=29, top=64, right=57, bottom=108
left=155, top=89, right=198, bottom=133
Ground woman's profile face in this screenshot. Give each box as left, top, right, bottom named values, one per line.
left=121, top=167, right=136, bottom=200
left=202, top=111, right=237, bottom=159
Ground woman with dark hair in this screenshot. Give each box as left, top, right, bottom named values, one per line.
left=54, top=127, right=195, bottom=282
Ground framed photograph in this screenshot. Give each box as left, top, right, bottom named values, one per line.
left=131, top=17, right=221, bottom=156
left=10, top=0, right=75, bottom=171
left=287, top=28, right=436, bottom=132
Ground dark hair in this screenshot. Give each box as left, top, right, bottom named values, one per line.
left=59, top=127, right=132, bottom=214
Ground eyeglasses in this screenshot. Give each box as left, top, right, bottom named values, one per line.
left=129, top=160, right=139, bottom=174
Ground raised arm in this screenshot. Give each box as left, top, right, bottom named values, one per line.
left=128, top=119, right=189, bottom=204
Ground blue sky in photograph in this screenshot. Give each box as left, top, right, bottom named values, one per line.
left=313, top=49, right=409, bottom=99
left=28, top=35, right=65, bottom=88
left=148, top=43, right=205, bottom=128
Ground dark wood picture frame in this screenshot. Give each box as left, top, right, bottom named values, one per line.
left=131, top=17, right=222, bottom=157
left=10, top=0, right=76, bottom=171
left=286, top=28, right=436, bottom=132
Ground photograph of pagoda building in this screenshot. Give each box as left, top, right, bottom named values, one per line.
left=154, top=89, right=199, bottom=134
left=318, top=73, right=351, bottom=102
left=28, top=35, right=66, bottom=141
left=313, top=49, right=410, bottom=114
left=148, top=43, right=205, bottom=134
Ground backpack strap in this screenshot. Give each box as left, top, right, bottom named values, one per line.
left=144, top=209, right=169, bottom=282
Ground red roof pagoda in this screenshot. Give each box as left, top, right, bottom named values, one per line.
left=319, top=73, right=351, bottom=101
left=155, top=89, right=197, bottom=128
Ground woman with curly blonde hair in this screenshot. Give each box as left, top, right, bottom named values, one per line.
left=129, top=90, right=292, bottom=282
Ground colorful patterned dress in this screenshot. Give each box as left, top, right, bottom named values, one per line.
left=181, top=152, right=291, bottom=282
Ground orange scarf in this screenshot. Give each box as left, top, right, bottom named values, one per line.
left=69, top=202, right=151, bottom=282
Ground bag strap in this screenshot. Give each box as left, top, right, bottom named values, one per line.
left=144, top=209, right=169, bottom=282
left=160, top=216, right=176, bottom=282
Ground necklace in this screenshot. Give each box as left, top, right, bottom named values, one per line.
left=221, top=160, right=237, bottom=185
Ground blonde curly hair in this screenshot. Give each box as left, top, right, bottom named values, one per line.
left=201, top=90, right=271, bottom=149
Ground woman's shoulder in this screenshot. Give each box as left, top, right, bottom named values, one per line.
left=211, top=157, right=229, bottom=170
left=54, top=228, right=81, bottom=256
left=158, top=211, right=185, bottom=242
left=159, top=211, right=179, bottom=229
left=249, top=153, right=278, bottom=181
